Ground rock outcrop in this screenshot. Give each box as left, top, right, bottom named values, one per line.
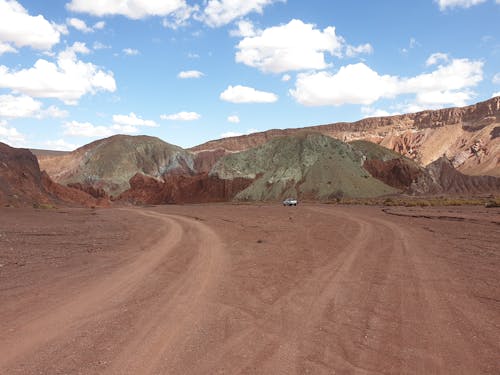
left=410, top=157, right=500, bottom=195
left=0, top=142, right=107, bottom=207
left=192, top=97, right=500, bottom=177
left=117, top=172, right=254, bottom=204
left=38, top=134, right=195, bottom=195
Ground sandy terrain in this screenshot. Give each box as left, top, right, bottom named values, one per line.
left=0, top=204, right=499, bottom=374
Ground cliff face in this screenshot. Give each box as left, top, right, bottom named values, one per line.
left=0, top=142, right=107, bottom=207
left=191, top=97, right=500, bottom=176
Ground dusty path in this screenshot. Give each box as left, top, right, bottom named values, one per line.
left=0, top=204, right=498, bottom=374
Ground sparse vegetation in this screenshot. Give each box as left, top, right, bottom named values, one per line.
left=326, top=195, right=499, bottom=207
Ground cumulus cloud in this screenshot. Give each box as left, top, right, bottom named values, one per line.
left=67, top=18, right=92, bottom=33
left=230, top=20, right=258, bottom=37
left=0, top=0, right=64, bottom=51
left=0, top=119, right=25, bottom=146
left=220, top=128, right=257, bottom=138
left=0, top=94, right=67, bottom=119
left=113, top=112, right=158, bottom=127
left=0, top=42, right=17, bottom=55
left=162, top=3, right=199, bottom=29
left=281, top=74, right=291, bottom=82
left=493, top=92, right=500, bottom=98
left=345, top=43, right=373, bottom=57
left=63, top=120, right=114, bottom=138
left=436, top=0, right=487, bottom=10
left=67, top=0, right=189, bottom=19
left=67, top=18, right=105, bottom=33
left=290, top=57, right=483, bottom=108
left=227, top=115, right=240, bottom=123
left=0, top=42, right=116, bottom=105
left=361, top=107, right=400, bottom=118
left=220, top=85, right=278, bottom=103
left=426, top=52, right=450, bottom=66
left=160, top=111, right=201, bottom=121
left=44, top=139, right=78, bottom=151
left=123, top=48, right=139, bottom=56
left=236, top=19, right=345, bottom=73
left=178, top=70, right=204, bottom=79
left=202, top=0, right=284, bottom=27
left=93, top=41, right=110, bottom=50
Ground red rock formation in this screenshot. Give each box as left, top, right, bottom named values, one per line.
left=0, top=142, right=51, bottom=206
left=117, top=172, right=254, bottom=204
left=67, top=182, right=108, bottom=199
left=190, top=97, right=500, bottom=176
left=363, top=159, right=423, bottom=191
left=410, top=157, right=500, bottom=195
left=42, top=173, right=110, bottom=207
left=193, top=149, right=227, bottom=173
left=0, top=142, right=108, bottom=207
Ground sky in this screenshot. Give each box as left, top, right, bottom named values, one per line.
left=0, top=0, right=499, bottom=150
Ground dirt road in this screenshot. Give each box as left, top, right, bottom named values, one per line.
left=0, top=204, right=498, bottom=374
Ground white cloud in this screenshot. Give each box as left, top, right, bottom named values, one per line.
left=290, top=58, right=483, bottom=108
left=227, top=115, right=240, bottom=123
left=493, top=72, right=500, bottom=84
left=0, top=94, right=68, bottom=119
left=67, top=18, right=93, bottom=33
left=68, top=18, right=105, bottom=33
left=93, top=21, right=105, bottom=30
left=493, top=92, right=500, bottom=98
left=0, top=0, right=64, bottom=51
left=436, top=0, right=487, bottom=10
left=220, top=131, right=243, bottom=137
left=0, top=94, right=41, bottom=118
left=44, top=139, right=77, bottom=151
left=178, top=70, right=204, bottom=79
left=162, top=3, right=199, bottom=29
left=361, top=107, right=400, bottom=118
left=281, top=74, right=291, bottom=82
left=160, top=111, right=201, bottom=121
left=236, top=19, right=345, bottom=73
left=111, top=124, right=139, bottom=134
left=0, top=120, right=25, bottom=146
left=426, top=52, right=450, bottom=66
left=67, top=0, right=189, bottom=19
left=220, top=128, right=257, bottom=138
left=63, top=120, right=113, bottom=138
left=345, top=43, right=373, bottom=57
left=202, top=0, right=284, bottom=27
left=230, top=20, right=258, bottom=37
left=0, top=42, right=17, bottom=55
left=220, top=85, right=278, bottom=103
left=123, top=48, right=139, bottom=56
left=93, top=41, right=110, bottom=50
left=113, top=112, right=158, bottom=127
left=0, top=43, right=116, bottom=105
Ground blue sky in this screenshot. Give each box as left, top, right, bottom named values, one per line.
left=0, top=0, right=499, bottom=150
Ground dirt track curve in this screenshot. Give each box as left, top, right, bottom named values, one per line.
left=0, top=204, right=498, bottom=374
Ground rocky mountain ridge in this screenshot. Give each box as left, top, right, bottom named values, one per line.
left=191, top=96, right=500, bottom=176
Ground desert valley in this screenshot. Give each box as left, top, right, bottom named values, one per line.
left=0, top=98, right=499, bottom=374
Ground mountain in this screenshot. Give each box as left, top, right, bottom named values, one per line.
left=191, top=97, right=500, bottom=177
left=0, top=142, right=107, bottom=207
left=38, top=134, right=195, bottom=195
left=209, top=132, right=399, bottom=201
left=410, top=157, right=500, bottom=195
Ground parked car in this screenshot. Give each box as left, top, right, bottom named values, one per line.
left=283, top=198, right=298, bottom=206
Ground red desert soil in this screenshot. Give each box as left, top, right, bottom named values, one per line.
left=0, top=204, right=499, bottom=374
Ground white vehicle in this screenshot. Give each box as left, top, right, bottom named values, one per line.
left=283, top=198, right=298, bottom=206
